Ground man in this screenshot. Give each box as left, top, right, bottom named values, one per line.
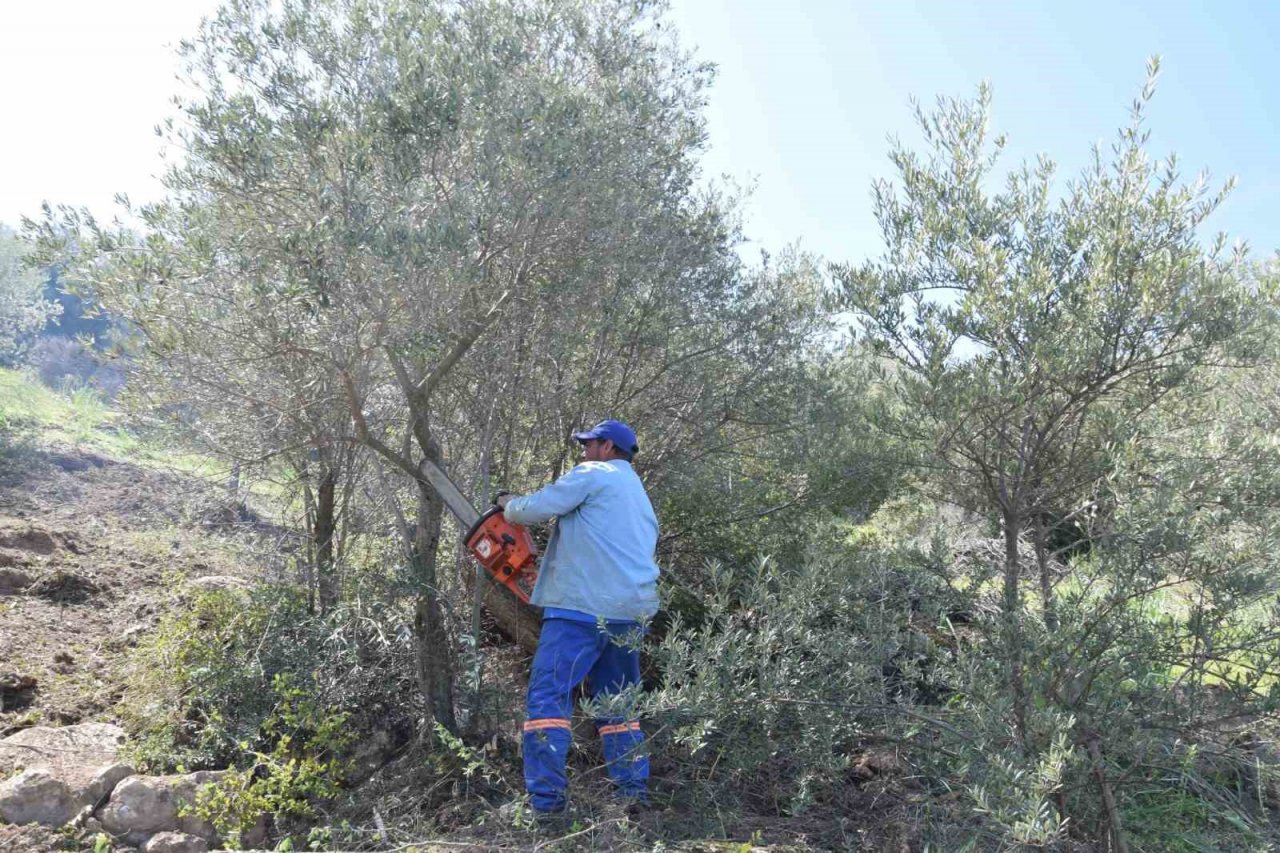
left=496, top=418, right=660, bottom=817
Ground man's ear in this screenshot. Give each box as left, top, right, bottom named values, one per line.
left=602, top=439, right=616, bottom=457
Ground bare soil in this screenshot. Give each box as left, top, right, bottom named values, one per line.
left=0, top=443, right=270, bottom=748
left=0, top=441, right=287, bottom=853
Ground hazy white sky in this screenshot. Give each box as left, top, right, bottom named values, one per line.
left=3, top=1, right=1277, bottom=265
left=0, top=1, right=212, bottom=227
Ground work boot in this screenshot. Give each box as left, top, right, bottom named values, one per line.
left=533, top=808, right=572, bottom=833
left=618, top=792, right=650, bottom=818
left=498, top=799, right=571, bottom=833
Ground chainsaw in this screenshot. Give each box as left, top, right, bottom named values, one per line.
left=417, top=458, right=539, bottom=604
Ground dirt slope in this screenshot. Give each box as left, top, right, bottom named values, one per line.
left=0, top=441, right=262, bottom=746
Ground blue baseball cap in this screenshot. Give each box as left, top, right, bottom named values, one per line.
left=572, top=419, right=639, bottom=456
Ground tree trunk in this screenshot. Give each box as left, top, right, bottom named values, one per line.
left=315, top=468, right=338, bottom=613
left=464, top=569, right=543, bottom=655
left=227, top=462, right=241, bottom=502
left=1034, top=515, right=1058, bottom=633
left=413, top=459, right=458, bottom=734
left=1002, top=510, right=1028, bottom=748
left=1087, top=736, right=1129, bottom=853
left=300, top=478, right=317, bottom=614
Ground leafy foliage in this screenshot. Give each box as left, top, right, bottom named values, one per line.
left=189, top=674, right=353, bottom=849
left=122, top=583, right=414, bottom=773
left=0, top=224, right=58, bottom=364
left=647, top=546, right=924, bottom=818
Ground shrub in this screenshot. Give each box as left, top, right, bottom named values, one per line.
left=644, top=540, right=943, bottom=819
left=28, top=335, right=126, bottom=399
left=644, top=507, right=1280, bottom=850
left=122, top=582, right=417, bottom=774
left=188, top=673, right=353, bottom=848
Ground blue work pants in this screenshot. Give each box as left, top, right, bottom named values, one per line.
left=522, top=618, right=648, bottom=813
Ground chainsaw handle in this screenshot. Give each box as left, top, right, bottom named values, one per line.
left=465, top=505, right=505, bottom=543
left=492, top=489, right=511, bottom=507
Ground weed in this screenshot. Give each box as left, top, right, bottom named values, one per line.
left=187, top=674, right=353, bottom=848
left=66, top=384, right=108, bottom=441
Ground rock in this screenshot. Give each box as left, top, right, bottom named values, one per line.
left=0, top=768, right=78, bottom=825
left=0, top=565, right=34, bottom=592
left=29, top=569, right=102, bottom=604
left=0, top=673, right=37, bottom=712
left=0, top=724, right=131, bottom=827
left=143, top=831, right=209, bottom=853
left=180, top=577, right=253, bottom=616
left=186, top=575, right=250, bottom=594
left=88, top=762, right=136, bottom=805
left=0, top=821, right=66, bottom=852
left=97, top=771, right=225, bottom=845
left=0, top=722, right=125, bottom=773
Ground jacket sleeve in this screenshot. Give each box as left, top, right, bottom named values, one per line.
left=503, top=464, right=597, bottom=524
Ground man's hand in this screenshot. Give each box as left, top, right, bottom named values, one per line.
left=495, top=490, right=513, bottom=509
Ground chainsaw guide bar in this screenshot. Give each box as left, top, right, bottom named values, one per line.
left=418, top=458, right=539, bottom=604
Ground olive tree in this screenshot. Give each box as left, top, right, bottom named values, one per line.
left=39, top=0, right=765, bottom=733
left=833, top=62, right=1273, bottom=846
left=0, top=225, right=58, bottom=365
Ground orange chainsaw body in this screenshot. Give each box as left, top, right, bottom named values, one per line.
left=464, top=506, right=539, bottom=604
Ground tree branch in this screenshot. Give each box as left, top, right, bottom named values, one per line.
left=415, top=288, right=515, bottom=401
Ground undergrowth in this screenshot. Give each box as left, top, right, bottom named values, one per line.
left=86, top=421, right=1278, bottom=852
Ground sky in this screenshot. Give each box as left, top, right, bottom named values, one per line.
left=2, top=0, right=1277, bottom=266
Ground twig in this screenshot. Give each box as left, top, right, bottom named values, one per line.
left=388, top=840, right=523, bottom=851
left=1087, top=736, right=1130, bottom=853
left=768, top=696, right=975, bottom=742
left=532, top=817, right=625, bottom=852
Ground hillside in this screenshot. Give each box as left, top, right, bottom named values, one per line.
left=0, top=382, right=264, bottom=726
left=3, top=361, right=1280, bottom=852
left=0, top=373, right=290, bottom=851
left=1, top=370, right=925, bottom=852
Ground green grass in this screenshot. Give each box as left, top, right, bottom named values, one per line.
left=1123, top=787, right=1264, bottom=853
left=0, top=366, right=290, bottom=518
left=0, top=366, right=97, bottom=425
left=0, top=366, right=139, bottom=453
